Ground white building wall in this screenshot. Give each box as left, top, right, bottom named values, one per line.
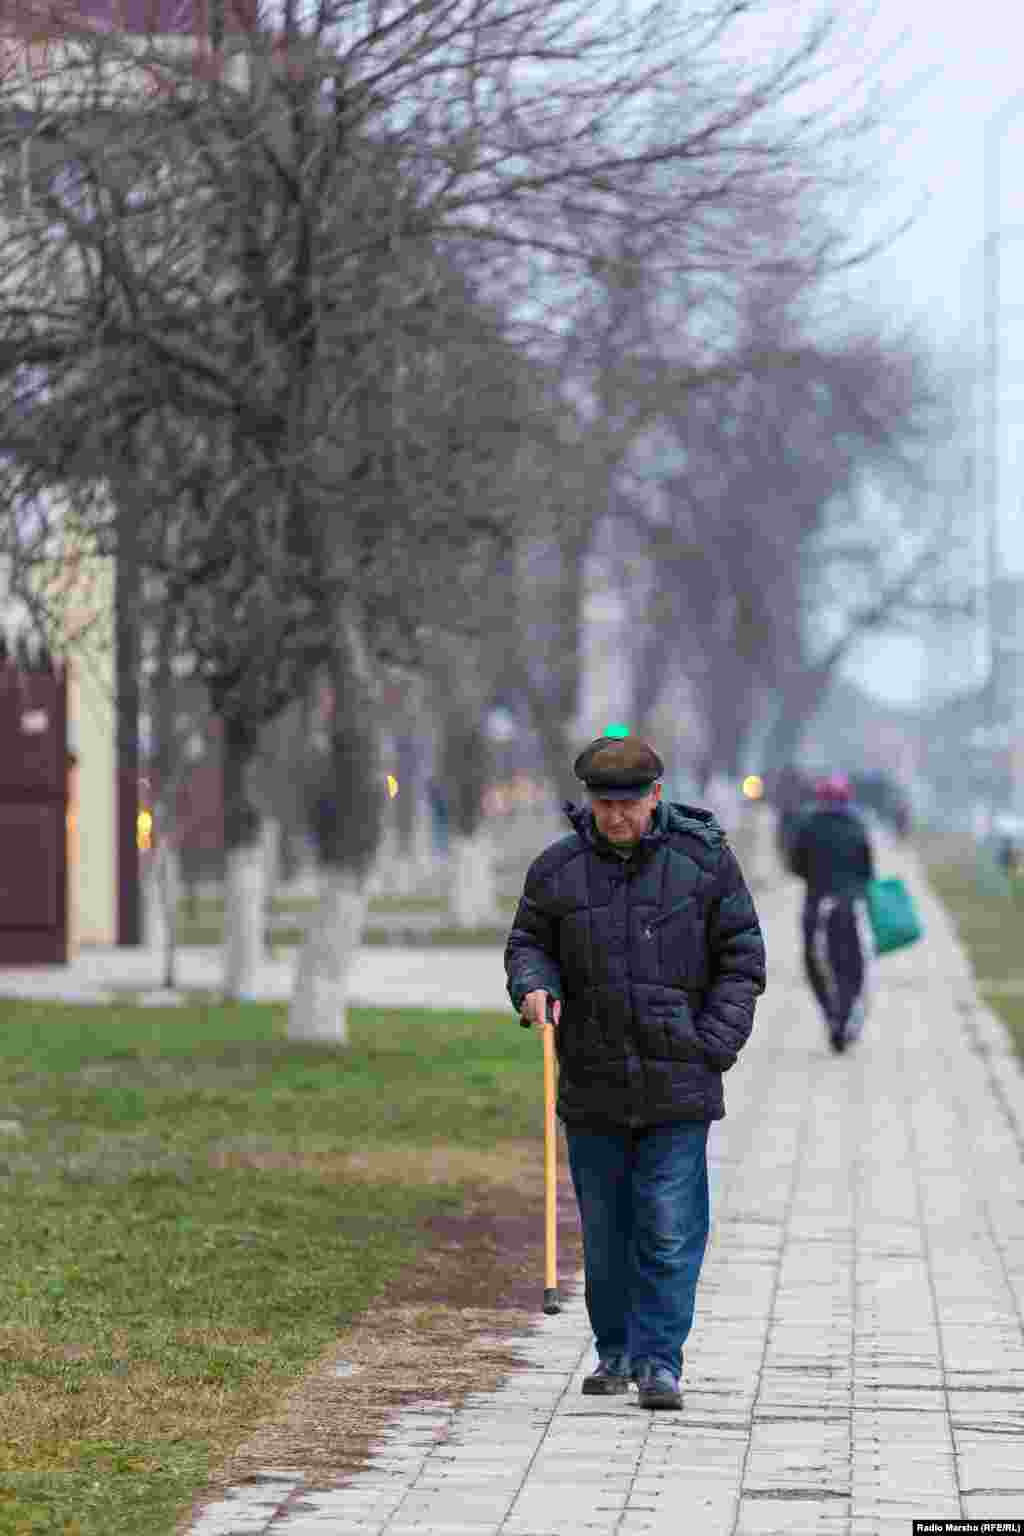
left=68, top=611, right=117, bottom=947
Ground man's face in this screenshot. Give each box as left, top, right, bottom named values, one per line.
left=589, top=783, right=662, bottom=848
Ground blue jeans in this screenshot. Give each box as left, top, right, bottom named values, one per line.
left=566, top=1121, right=710, bottom=1382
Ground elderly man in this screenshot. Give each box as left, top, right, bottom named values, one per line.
left=504, top=735, right=766, bottom=1410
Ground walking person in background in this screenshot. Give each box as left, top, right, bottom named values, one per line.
left=786, top=772, right=875, bottom=1054
left=504, top=733, right=765, bottom=1410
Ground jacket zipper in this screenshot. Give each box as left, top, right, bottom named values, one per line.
left=642, top=898, right=695, bottom=940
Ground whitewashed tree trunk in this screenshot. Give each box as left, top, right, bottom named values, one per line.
left=288, top=868, right=369, bottom=1043
left=741, top=802, right=777, bottom=890
left=390, top=851, right=417, bottom=898
left=448, top=829, right=498, bottom=928
left=414, top=792, right=440, bottom=887
left=262, top=817, right=281, bottom=918
left=284, top=853, right=320, bottom=902
left=143, top=844, right=180, bottom=946
left=143, top=844, right=181, bottom=989
left=223, top=842, right=266, bottom=1001
left=142, top=851, right=164, bottom=951
left=289, top=603, right=380, bottom=1040
left=367, top=827, right=400, bottom=898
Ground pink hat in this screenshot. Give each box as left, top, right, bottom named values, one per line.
left=814, top=773, right=851, bottom=804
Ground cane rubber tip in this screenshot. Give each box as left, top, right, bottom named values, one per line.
left=543, top=1289, right=561, bottom=1315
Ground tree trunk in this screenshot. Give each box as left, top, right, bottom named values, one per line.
left=148, top=626, right=181, bottom=984
left=539, top=716, right=581, bottom=806
left=289, top=866, right=370, bottom=1043
left=390, top=732, right=419, bottom=897
left=288, top=614, right=380, bottom=1043
left=500, top=517, right=590, bottom=808
left=439, top=714, right=497, bottom=929
left=262, top=816, right=281, bottom=920
left=694, top=639, right=768, bottom=788
left=222, top=716, right=265, bottom=1001
left=414, top=777, right=440, bottom=886
left=703, top=773, right=744, bottom=834
left=761, top=709, right=807, bottom=778
left=142, top=840, right=180, bottom=970
left=115, top=495, right=141, bottom=946
left=224, top=843, right=266, bottom=999
left=762, top=662, right=835, bottom=774
left=141, top=853, right=164, bottom=949
left=628, top=586, right=676, bottom=738
left=448, top=829, right=499, bottom=928
left=703, top=678, right=754, bottom=784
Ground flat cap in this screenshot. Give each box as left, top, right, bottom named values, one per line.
left=574, top=736, right=664, bottom=799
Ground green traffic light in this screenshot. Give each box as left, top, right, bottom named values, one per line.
left=604, top=722, right=631, bottom=738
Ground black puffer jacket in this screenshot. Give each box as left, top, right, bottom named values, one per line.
left=504, top=800, right=766, bottom=1127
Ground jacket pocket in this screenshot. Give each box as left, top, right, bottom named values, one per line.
left=641, top=896, right=702, bottom=985
left=644, top=995, right=704, bottom=1062
left=641, top=897, right=696, bottom=939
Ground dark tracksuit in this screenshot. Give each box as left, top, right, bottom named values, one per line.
left=787, top=804, right=875, bottom=1045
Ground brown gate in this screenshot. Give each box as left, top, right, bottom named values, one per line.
left=0, top=654, right=68, bottom=964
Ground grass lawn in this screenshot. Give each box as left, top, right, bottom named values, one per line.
left=0, top=999, right=541, bottom=1536
left=922, top=833, right=1024, bottom=1060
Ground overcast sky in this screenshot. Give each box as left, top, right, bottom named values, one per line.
left=817, top=0, right=1024, bottom=706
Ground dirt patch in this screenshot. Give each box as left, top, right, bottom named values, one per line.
left=176, top=1162, right=584, bottom=1528
left=207, top=1138, right=540, bottom=1190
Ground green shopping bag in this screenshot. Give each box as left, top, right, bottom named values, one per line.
left=865, top=877, right=923, bottom=955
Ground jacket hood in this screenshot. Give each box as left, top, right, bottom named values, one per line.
left=563, top=799, right=726, bottom=854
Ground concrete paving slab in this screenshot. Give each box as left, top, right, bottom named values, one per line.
left=957, top=1442, right=1024, bottom=1489
left=963, top=1493, right=1024, bottom=1518
left=385, top=1526, right=507, bottom=1535
left=735, top=1500, right=850, bottom=1535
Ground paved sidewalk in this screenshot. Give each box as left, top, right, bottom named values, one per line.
left=0, top=937, right=513, bottom=1010
left=178, top=842, right=1024, bottom=1536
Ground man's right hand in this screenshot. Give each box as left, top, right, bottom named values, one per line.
left=520, top=990, right=561, bottom=1032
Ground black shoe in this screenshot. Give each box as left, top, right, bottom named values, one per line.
left=829, top=1025, right=846, bottom=1054
left=634, top=1364, right=681, bottom=1410
left=582, top=1358, right=631, bottom=1395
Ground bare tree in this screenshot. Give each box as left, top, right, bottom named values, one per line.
left=478, top=242, right=822, bottom=806
left=0, top=0, right=909, bottom=1032
left=612, top=287, right=947, bottom=782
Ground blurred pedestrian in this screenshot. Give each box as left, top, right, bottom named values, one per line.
left=786, top=772, right=875, bottom=1053
left=504, top=733, right=766, bottom=1410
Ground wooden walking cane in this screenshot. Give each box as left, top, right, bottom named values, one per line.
left=542, top=997, right=561, bottom=1315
